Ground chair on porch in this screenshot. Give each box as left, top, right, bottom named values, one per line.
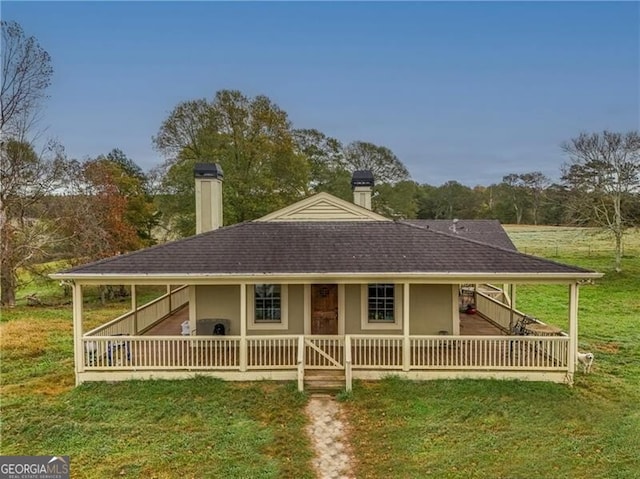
left=107, top=334, right=131, bottom=366
left=85, top=340, right=98, bottom=366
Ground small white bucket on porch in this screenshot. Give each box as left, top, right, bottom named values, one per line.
left=181, top=320, right=191, bottom=336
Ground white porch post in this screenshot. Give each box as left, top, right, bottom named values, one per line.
left=567, top=282, right=579, bottom=384
left=131, top=284, right=138, bottom=334
left=338, top=284, right=346, bottom=336
left=240, top=283, right=247, bottom=372
left=188, top=286, right=196, bottom=333
left=303, top=285, right=311, bottom=335
left=402, top=282, right=410, bottom=371
left=72, top=282, right=84, bottom=384
left=167, top=284, right=172, bottom=312
left=451, top=285, right=460, bottom=335
left=508, top=284, right=518, bottom=332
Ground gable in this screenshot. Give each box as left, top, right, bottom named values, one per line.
left=257, top=192, right=389, bottom=222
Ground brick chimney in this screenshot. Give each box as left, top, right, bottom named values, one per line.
left=194, top=163, right=223, bottom=233
left=351, top=170, right=374, bottom=210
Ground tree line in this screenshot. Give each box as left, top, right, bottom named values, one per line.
left=1, top=20, right=639, bottom=305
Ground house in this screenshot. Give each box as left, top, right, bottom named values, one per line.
left=52, top=165, right=602, bottom=389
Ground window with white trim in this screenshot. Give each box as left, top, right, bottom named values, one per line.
left=254, top=284, right=281, bottom=321
left=367, top=284, right=395, bottom=322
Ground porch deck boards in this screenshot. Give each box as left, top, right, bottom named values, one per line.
left=459, top=313, right=504, bottom=335
left=144, top=306, right=189, bottom=335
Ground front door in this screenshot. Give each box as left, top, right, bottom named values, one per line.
left=311, top=284, right=338, bottom=335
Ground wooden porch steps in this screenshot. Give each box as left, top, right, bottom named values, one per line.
left=304, top=369, right=346, bottom=393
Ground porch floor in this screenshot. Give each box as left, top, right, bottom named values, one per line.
left=144, top=305, right=189, bottom=335
left=142, top=307, right=504, bottom=336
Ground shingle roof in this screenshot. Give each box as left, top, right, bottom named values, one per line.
left=59, top=221, right=593, bottom=277
left=402, top=220, right=517, bottom=251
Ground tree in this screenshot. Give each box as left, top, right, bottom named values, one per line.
left=293, top=128, right=351, bottom=200
left=494, top=172, right=552, bottom=225
left=415, top=183, right=439, bottom=219
left=105, top=148, right=147, bottom=183
left=500, top=174, right=530, bottom=225
left=472, top=185, right=498, bottom=219
left=152, top=99, right=211, bottom=162
left=519, top=172, right=550, bottom=225
left=0, top=139, right=67, bottom=305
left=374, top=181, right=419, bottom=219
left=154, top=90, right=310, bottom=235
left=417, top=181, right=478, bottom=219
left=1, top=21, right=53, bottom=140
left=102, top=149, right=156, bottom=242
left=562, top=130, right=640, bottom=272
left=0, top=21, right=61, bottom=306
left=59, top=153, right=155, bottom=265
left=539, top=183, right=571, bottom=226
left=343, top=141, right=410, bottom=184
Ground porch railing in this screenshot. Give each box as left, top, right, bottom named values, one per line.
left=82, top=334, right=568, bottom=373
left=247, top=336, right=299, bottom=369
left=83, top=335, right=240, bottom=370
left=351, top=336, right=404, bottom=369
left=410, top=335, right=568, bottom=370
left=85, top=285, right=188, bottom=337
left=474, top=290, right=526, bottom=331
left=475, top=289, right=568, bottom=367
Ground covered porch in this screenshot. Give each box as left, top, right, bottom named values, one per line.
left=73, top=280, right=578, bottom=389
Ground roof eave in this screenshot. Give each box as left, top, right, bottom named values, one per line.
left=50, top=271, right=603, bottom=285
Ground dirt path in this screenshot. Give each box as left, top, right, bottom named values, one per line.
left=305, top=395, right=355, bottom=479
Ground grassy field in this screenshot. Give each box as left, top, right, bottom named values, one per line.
left=1, top=226, right=639, bottom=478
left=504, top=225, right=640, bottom=259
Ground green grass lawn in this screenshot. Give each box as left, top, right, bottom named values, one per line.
left=1, top=379, right=313, bottom=478
left=2, top=226, right=639, bottom=478
left=344, top=377, right=639, bottom=478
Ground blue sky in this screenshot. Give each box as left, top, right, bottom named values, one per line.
left=3, top=1, right=639, bottom=186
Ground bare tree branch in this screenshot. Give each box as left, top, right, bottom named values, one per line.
left=561, top=130, right=640, bottom=272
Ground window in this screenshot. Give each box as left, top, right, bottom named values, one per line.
left=255, top=284, right=281, bottom=321
left=249, top=284, right=288, bottom=330
left=368, top=284, right=395, bottom=322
